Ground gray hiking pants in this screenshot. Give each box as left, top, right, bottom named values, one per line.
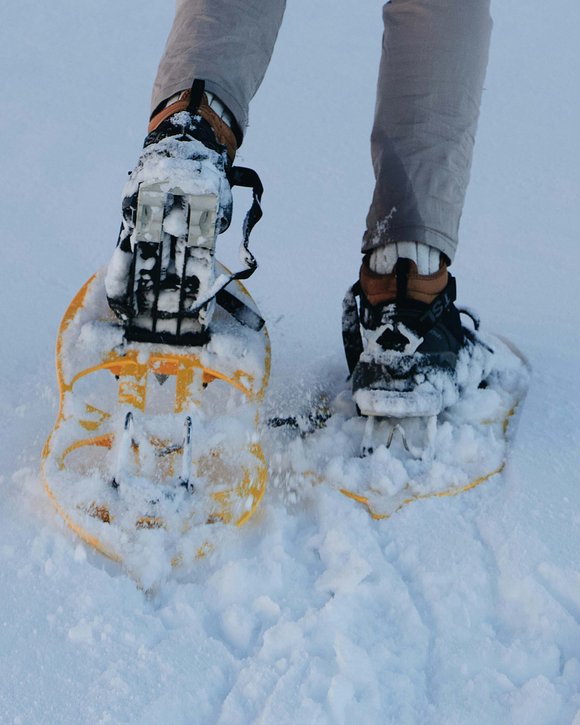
left=153, top=0, right=492, bottom=261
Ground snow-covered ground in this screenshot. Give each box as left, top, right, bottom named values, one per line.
left=1, top=1, right=579, bottom=722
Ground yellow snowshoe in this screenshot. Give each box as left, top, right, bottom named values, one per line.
left=42, top=266, right=270, bottom=568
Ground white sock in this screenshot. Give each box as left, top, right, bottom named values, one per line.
left=369, top=242, right=441, bottom=275
left=204, top=91, right=234, bottom=129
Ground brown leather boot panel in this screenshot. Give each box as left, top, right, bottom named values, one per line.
left=360, top=261, right=448, bottom=306
left=148, top=90, right=238, bottom=162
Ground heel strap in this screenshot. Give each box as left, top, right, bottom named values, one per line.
left=149, top=79, right=239, bottom=161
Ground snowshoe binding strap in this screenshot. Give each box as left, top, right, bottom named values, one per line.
left=342, top=281, right=365, bottom=377
left=216, top=288, right=265, bottom=332
left=186, top=165, right=264, bottom=315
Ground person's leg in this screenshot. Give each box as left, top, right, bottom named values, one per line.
left=107, top=0, right=286, bottom=341
left=152, top=0, right=287, bottom=135
left=347, top=1, right=493, bottom=416
left=363, top=0, right=492, bottom=266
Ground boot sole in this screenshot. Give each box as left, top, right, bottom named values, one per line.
left=353, top=387, right=443, bottom=418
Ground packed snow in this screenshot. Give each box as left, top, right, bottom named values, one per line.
left=1, top=1, right=580, bottom=723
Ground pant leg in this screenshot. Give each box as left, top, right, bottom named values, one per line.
left=363, top=0, right=492, bottom=262
left=152, top=0, right=286, bottom=135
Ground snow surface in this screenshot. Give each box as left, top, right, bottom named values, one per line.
left=1, top=1, right=580, bottom=723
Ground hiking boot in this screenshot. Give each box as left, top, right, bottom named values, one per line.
left=343, top=257, right=475, bottom=417
left=105, top=81, right=239, bottom=345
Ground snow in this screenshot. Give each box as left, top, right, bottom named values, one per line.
left=1, top=1, right=580, bottom=723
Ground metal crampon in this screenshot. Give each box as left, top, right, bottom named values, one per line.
left=360, top=414, right=437, bottom=460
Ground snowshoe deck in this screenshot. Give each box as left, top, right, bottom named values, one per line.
left=42, top=266, right=270, bottom=568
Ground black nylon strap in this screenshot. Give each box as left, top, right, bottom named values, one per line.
left=396, top=258, right=411, bottom=301
left=227, top=166, right=264, bottom=279
left=187, top=79, right=205, bottom=113
left=188, top=166, right=264, bottom=312
left=342, top=281, right=364, bottom=376
left=216, top=289, right=265, bottom=331
left=416, top=275, right=456, bottom=338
